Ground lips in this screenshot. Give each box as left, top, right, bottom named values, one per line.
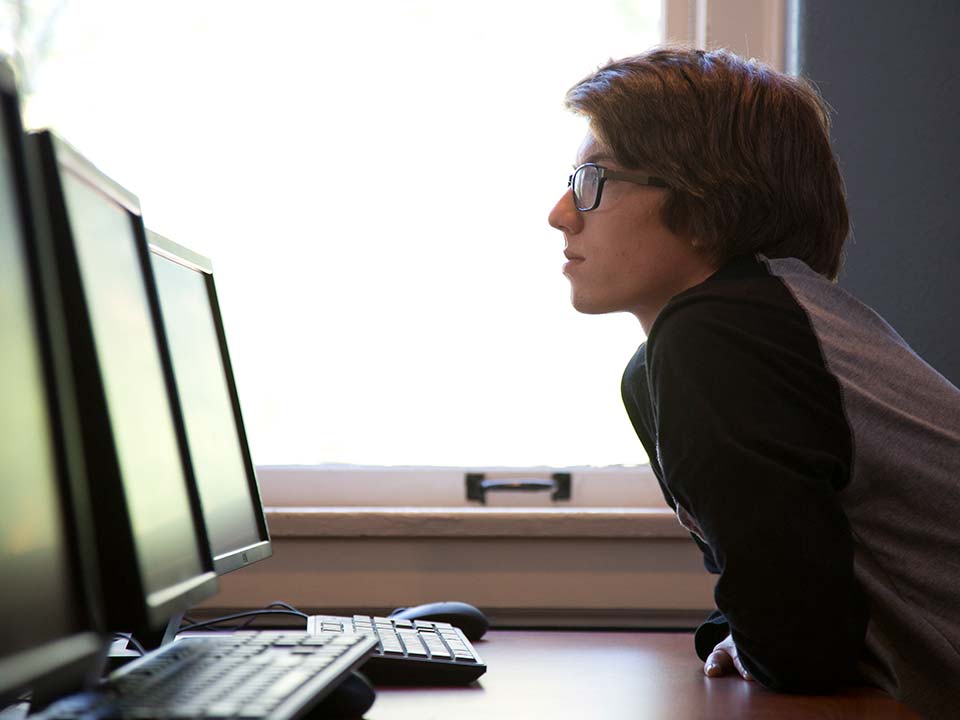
left=562, top=251, right=585, bottom=275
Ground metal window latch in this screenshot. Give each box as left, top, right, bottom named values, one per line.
left=465, top=472, right=572, bottom=504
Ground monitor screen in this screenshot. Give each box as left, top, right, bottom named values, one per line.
left=57, top=169, right=207, bottom=604
left=149, top=235, right=270, bottom=571
left=0, top=69, right=102, bottom=702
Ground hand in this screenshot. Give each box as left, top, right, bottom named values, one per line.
left=704, top=633, right=753, bottom=681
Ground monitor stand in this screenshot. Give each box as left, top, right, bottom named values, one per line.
left=137, top=611, right=184, bottom=651
left=105, top=612, right=184, bottom=671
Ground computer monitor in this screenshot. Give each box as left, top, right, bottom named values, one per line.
left=147, top=231, right=272, bottom=574
left=25, top=129, right=219, bottom=640
left=0, top=61, right=105, bottom=705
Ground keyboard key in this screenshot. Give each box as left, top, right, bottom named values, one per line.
left=330, top=635, right=360, bottom=645
left=274, top=654, right=302, bottom=667
left=236, top=704, right=276, bottom=717
left=203, top=701, right=239, bottom=717
left=264, top=670, right=312, bottom=699
left=301, top=637, right=336, bottom=646
left=167, top=707, right=206, bottom=718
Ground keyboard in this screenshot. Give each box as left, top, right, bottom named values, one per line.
left=306, top=615, right=486, bottom=685
left=33, top=632, right=377, bottom=720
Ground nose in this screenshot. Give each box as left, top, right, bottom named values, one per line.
left=548, top=188, right=583, bottom=235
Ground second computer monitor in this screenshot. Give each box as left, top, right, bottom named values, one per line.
left=148, top=231, right=271, bottom=574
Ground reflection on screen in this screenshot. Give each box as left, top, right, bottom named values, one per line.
left=59, top=172, right=203, bottom=601
left=151, top=254, right=262, bottom=559
left=0, top=121, right=75, bottom=657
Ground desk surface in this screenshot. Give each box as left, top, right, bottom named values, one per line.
left=369, top=630, right=918, bottom=720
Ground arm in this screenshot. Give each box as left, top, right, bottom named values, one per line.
left=647, top=300, right=867, bottom=693
left=621, top=345, right=726, bottom=579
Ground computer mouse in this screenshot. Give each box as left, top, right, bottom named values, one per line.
left=308, top=671, right=376, bottom=719
left=389, top=601, right=490, bottom=641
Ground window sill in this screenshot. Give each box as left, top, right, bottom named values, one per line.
left=264, top=506, right=688, bottom=539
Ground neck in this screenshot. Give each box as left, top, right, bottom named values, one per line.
left=633, top=261, right=719, bottom=335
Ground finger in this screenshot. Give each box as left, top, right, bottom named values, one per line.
left=731, top=653, right=754, bottom=681
left=704, top=649, right=735, bottom=677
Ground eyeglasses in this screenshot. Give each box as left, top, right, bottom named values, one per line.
left=567, top=163, right=669, bottom=212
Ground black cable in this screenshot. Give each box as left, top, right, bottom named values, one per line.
left=184, top=601, right=307, bottom=632
left=233, top=614, right=259, bottom=631
left=112, top=633, right=146, bottom=656
left=234, top=601, right=305, bottom=631
left=179, top=609, right=307, bottom=632
left=266, top=601, right=303, bottom=614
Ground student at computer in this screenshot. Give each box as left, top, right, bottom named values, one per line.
left=546, top=46, right=960, bottom=718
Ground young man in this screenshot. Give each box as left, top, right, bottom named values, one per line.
left=548, top=47, right=960, bottom=718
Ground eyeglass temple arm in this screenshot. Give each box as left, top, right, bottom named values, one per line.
left=603, top=168, right=669, bottom=188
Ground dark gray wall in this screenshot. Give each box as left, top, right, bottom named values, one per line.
left=796, top=0, right=960, bottom=386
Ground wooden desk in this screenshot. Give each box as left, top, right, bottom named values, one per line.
left=369, top=631, right=918, bottom=719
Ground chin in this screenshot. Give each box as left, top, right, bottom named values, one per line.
left=570, top=293, right=616, bottom=315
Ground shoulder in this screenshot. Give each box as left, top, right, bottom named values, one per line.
left=646, top=255, right=828, bottom=385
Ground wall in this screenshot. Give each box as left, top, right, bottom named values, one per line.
left=796, top=0, right=960, bottom=385
left=198, top=535, right=715, bottom=628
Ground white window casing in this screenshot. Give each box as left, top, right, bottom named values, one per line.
left=664, top=0, right=790, bottom=71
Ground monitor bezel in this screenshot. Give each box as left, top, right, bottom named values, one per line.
left=0, top=61, right=106, bottom=704
left=147, top=230, right=273, bottom=575
left=26, top=129, right=219, bottom=635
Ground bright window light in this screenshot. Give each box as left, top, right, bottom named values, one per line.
left=18, top=0, right=662, bottom=467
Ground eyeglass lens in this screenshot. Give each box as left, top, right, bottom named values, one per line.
left=573, top=165, right=600, bottom=210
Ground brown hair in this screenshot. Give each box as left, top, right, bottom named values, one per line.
left=566, top=47, right=849, bottom=279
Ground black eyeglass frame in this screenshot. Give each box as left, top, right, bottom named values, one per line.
left=567, top=162, right=669, bottom=212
